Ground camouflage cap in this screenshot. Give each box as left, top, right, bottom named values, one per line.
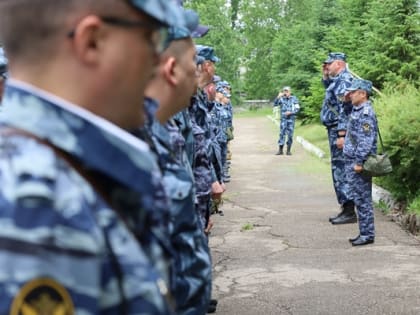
left=196, top=45, right=220, bottom=63
left=282, top=86, right=291, bottom=91
left=346, top=79, right=373, bottom=95
left=216, top=85, right=231, bottom=98
left=324, top=52, right=346, bottom=64
left=165, top=9, right=209, bottom=47
left=128, top=0, right=184, bottom=27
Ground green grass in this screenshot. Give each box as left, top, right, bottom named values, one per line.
left=234, top=106, right=273, bottom=118
left=407, top=196, right=420, bottom=215
left=294, top=122, right=330, bottom=158
left=376, top=200, right=390, bottom=215
left=241, top=222, right=254, bottom=231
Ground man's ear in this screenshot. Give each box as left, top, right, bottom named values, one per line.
left=71, top=15, right=104, bottom=66
left=162, top=56, right=178, bottom=87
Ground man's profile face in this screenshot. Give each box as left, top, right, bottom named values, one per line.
left=99, top=11, right=162, bottom=127
left=328, top=60, right=343, bottom=77
left=174, top=40, right=198, bottom=110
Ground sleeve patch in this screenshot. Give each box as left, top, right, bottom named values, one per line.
left=11, top=277, right=75, bottom=315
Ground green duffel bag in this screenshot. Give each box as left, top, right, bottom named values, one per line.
left=363, top=153, right=393, bottom=177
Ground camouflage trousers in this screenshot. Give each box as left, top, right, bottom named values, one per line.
left=278, top=119, right=295, bottom=146
left=345, top=161, right=375, bottom=239
left=327, top=127, right=352, bottom=205
left=196, top=194, right=211, bottom=231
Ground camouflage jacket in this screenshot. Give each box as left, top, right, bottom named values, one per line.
left=320, top=69, right=354, bottom=130
left=0, top=80, right=174, bottom=314
left=343, top=100, right=378, bottom=165
left=140, top=99, right=212, bottom=315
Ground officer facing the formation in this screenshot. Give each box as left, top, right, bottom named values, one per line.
left=320, top=52, right=356, bottom=225
left=0, top=47, right=7, bottom=103
left=274, top=86, right=300, bottom=155
left=343, top=79, right=378, bottom=246
left=0, top=1, right=185, bottom=314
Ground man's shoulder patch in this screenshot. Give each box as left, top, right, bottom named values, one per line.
left=362, top=123, right=371, bottom=133
left=11, top=277, right=74, bottom=315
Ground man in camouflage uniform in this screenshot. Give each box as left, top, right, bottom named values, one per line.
left=274, top=86, right=300, bottom=155
left=343, top=79, right=378, bottom=246
left=189, top=45, right=224, bottom=234
left=0, top=1, right=185, bottom=314
left=141, top=9, right=212, bottom=315
left=214, top=84, right=231, bottom=182
left=320, top=52, right=356, bottom=225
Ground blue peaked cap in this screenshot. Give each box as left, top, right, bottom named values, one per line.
left=324, top=52, right=346, bottom=64
left=128, top=0, right=184, bottom=27
left=166, top=9, right=209, bottom=47
left=346, top=79, right=373, bottom=95
left=196, top=45, right=220, bottom=63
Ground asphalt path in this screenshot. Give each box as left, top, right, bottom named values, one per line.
left=210, top=116, right=420, bottom=315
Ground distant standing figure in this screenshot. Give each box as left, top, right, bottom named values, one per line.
left=273, top=86, right=300, bottom=155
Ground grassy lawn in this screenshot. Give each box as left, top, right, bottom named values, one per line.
left=234, top=106, right=272, bottom=118
left=234, top=107, right=330, bottom=158
left=294, top=121, right=330, bottom=159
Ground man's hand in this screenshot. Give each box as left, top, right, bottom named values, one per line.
left=354, top=164, right=363, bottom=173
left=285, top=111, right=292, bottom=117
left=211, top=181, right=224, bottom=199
left=322, top=63, right=329, bottom=79
left=336, top=137, right=345, bottom=149
left=204, top=216, right=214, bottom=235
left=205, top=83, right=216, bottom=101
left=343, top=91, right=352, bottom=102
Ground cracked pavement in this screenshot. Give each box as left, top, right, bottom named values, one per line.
left=209, top=116, right=420, bottom=315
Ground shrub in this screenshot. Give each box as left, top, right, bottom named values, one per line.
left=374, top=83, right=420, bottom=203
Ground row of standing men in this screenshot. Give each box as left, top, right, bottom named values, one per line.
left=0, top=1, right=232, bottom=314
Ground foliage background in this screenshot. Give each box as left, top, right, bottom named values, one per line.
left=185, top=0, right=420, bottom=210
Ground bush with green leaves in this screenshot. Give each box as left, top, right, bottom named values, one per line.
left=374, top=84, right=420, bottom=205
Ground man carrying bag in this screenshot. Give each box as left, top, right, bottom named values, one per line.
left=343, top=79, right=380, bottom=246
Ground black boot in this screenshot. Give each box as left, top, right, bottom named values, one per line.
left=331, top=201, right=357, bottom=225
left=329, top=206, right=344, bottom=222
left=286, top=145, right=292, bottom=155
left=275, top=145, right=284, bottom=155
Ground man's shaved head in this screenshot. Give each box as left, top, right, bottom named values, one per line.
left=0, top=0, right=127, bottom=63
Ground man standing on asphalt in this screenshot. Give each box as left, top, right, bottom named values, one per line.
left=274, top=86, right=300, bottom=155
left=0, top=0, right=185, bottom=313
left=142, top=9, right=213, bottom=314
left=320, top=52, right=356, bottom=225
left=344, top=79, right=377, bottom=246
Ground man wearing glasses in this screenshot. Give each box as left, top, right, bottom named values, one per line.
left=0, top=1, right=185, bottom=314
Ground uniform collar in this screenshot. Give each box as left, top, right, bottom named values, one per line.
left=0, top=79, right=161, bottom=195
left=353, top=100, right=371, bottom=111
